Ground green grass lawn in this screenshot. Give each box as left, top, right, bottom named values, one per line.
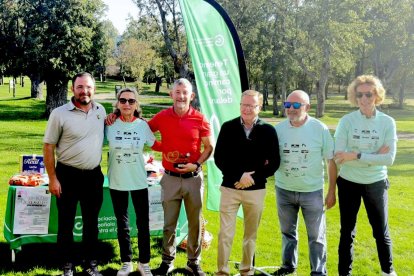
left=0, top=77, right=413, bottom=275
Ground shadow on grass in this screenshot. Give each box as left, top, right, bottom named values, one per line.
left=0, top=100, right=46, bottom=120
left=0, top=241, right=116, bottom=274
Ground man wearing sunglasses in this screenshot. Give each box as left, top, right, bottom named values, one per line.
left=273, top=90, right=336, bottom=276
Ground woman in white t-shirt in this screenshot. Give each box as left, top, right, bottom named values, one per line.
left=105, top=88, right=156, bottom=276
left=334, top=75, right=398, bottom=276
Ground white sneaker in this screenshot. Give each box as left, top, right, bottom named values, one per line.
left=117, top=262, right=133, bottom=276
left=138, top=262, right=153, bottom=276
left=382, top=271, right=397, bottom=276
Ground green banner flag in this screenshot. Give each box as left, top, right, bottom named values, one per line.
left=179, top=0, right=249, bottom=211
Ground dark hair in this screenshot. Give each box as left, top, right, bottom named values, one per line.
left=71, top=72, right=95, bottom=87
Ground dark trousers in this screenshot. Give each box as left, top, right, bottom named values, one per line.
left=110, top=188, right=151, bottom=263
left=56, top=163, right=104, bottom=264
left=337, top=176, right=394, bottom=275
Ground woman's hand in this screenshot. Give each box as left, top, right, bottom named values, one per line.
left=334, top=151, right=358, bottom=164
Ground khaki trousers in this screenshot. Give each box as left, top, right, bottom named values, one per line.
left=160, top=173, right=204, bottom=264
left=216, top=186, right=266, bottom=275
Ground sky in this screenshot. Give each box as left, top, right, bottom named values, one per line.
left=102, top=0, right=139, bottom=34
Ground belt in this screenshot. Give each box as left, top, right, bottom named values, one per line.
left=164, top=169, right=199, bottom=179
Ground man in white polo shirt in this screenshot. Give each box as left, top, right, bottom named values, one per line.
left=43, top=72, right=106, bottom=276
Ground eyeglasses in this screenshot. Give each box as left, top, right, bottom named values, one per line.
left=240, top=103, right=259, bottom=110
left=119, top=98, right=137, bottom=104
left=283, top=102, right=305, bottom=109
left=356, top=92, right=373, bottom=98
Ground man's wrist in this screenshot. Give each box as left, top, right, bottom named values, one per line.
left=193, top=162, right=201, bottom=170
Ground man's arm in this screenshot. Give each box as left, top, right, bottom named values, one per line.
left=197, top=135, right=214, bottom=164
left=325, top=158, right=337, bottom=209
left=43, top=143, right=61, bottom=197
left=176, top=135, right=214, bottom=173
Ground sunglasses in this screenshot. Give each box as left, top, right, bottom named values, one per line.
left=356, top=92, right=373, bottom=98
left=119, top=98, right=137, bottom=104
left=283, top=102, right=305, bottom=109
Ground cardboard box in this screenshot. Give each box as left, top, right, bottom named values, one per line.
left=20, top=154, right=45, bottom=174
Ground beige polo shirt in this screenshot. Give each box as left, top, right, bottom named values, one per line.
left=43, top=99, right=106, bottom=170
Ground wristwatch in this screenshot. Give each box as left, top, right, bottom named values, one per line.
left=194, top=162, right=201, bottom=170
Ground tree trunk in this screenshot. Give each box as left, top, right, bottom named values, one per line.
left=398, top=73, right=406, bottom=109
left=254, top=80, right=261, bottom=92
left=155, top=77, right=162, bottom=93
left=316, top=67, right=329, bottom=118
left=30, top=75, right=43, bottom=99
left=279, top=75, right=287, bottom=117
left=315, top=44, right=330, bottom=117
left=272, top=83, right=279, bottom=116
left=177, top=59, right=191, bottom=80
left=262, top=83, right=267, bottom=111
left=45, top=78, right=68, bottom=118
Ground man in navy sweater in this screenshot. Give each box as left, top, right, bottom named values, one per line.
left=214, top=90, right=280, bottom=276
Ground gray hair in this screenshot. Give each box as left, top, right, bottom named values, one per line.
left=173, top=78, right=193, bottom=91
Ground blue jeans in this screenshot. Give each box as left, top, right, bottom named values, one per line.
left=337, top=176, right=394, bottom=275
left=276, top=187, right=327, bottom=276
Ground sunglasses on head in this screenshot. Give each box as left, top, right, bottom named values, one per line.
left=119, top=98, right=137, bottom=104
left=283, top=102, right=304, bottom=109
left=356, top=92, right=373, bottom=98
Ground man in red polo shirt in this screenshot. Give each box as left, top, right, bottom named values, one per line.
left=150, top=78, right=213, bottom=276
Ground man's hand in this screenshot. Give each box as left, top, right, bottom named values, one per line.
left=175, top=163, right=199, bottom=173
left=324, top=190, right=336, bottom=209
left=105, top=113, right=117, bottom=126
left=240, top=171, right=255, bottom=185
left=49, top=177, right=62, bottom=198
left=234, top=171, right=255, bottom=189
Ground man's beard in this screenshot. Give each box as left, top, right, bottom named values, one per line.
left=288, top=112, right=306, bottom=123
left=75, top=95, right=91, bottom=105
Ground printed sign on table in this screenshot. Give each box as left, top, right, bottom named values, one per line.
left=148, top=185, right=164, bottom=231
left=13, top=186, right=51, bottom=234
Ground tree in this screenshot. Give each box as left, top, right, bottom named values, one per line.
left=133, top=0, right=191, bottom=79
left=0, top=0, right=23, bottom=88
left=0, top=0, right=107, bottom=116
left=288, top=0, right=367, bottom=117
left=122, top=14, right=174, bottom=92
left=115, top=37, right=158, bottom=85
